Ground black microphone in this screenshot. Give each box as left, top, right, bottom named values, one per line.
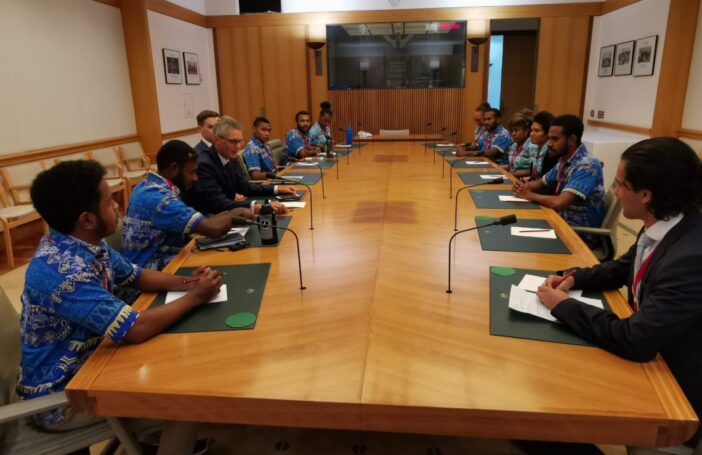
left=233, top=217, right=306, bottom=290
left=453, top=177, right=506, bottom=229
left=446, top=214, right=518, bottom=293
left=294, top=161, right=326, bottom=199
left=432, top=128, right=449, bottom=164
left=324, top=134, right=341, bottom=179
left=448, top=156, right=494, bottom=199
left=276, top=176, right=315, bottom=230
left=440, top=131, right=459, bottom=178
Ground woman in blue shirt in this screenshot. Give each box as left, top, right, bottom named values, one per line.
left=505, top=108, right=536, bottom=173
left=309, top=101, right=333, bottom=153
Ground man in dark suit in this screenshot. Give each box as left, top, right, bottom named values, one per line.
left=183, top=115, right=296, bottom=216
left=194, top=110, right=220, bottom=154
left=538, top=137, right=702, bottom=449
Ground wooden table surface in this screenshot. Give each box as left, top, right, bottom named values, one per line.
left=355, top=133, right=445, bottom=142
left=67, top=142, right=698, bottom=446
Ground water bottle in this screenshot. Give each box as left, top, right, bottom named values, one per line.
left=257, top=200, right=278, bottom=245
left=346, top=126, right=353, bottom=145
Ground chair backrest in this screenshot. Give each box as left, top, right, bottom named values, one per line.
left=269, top=139, right=284, bottom=166
left=54, top=151, right=91, bottom=164
left=0, top=286, right=21, bottom=441
left=117, top=142, right=148, bottom=171
left=601, top=181, right=622, bottom=230
left=89, top=147, right=123, bottom=179
left=1, top=162, right=45, bottom=205
left=379, top=129, right=410, bottom=136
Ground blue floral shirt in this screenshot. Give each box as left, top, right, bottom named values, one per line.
left=473, top=125, right=486, bottom=143
left=122, top=172, right=204, bottom=271
left=309, top=122, right=331, bottom=150
left=283, top=128, right=312, bottom=164
left=477, top=124, right=513, bottom=164
left=18, top=230, right=141, bottom=425
left=507, top=138, right=538, bottom=172
left=242, top=136, right=276, bottom=174
left=542, top=144, right=606, bottom=229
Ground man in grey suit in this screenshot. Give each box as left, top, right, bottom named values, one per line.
left=538, top=137, right=702, bottom=450
left=194, top=110, right=219, bottom=154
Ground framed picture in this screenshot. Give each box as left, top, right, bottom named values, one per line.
left=598, top=45, right=615, bottom=77
left=613, top=41, right=635, bottom=76
left=633, top=35, right=658, bottom=77
left=162, top=48, right=182, bottom=84
left=183, top=52, right=201, bottom=85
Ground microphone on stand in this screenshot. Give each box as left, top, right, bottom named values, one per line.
left=295, top=161, right=326, bottom=199
left=277, top=176, right=314, bottom=230
left=453, top=177, right=506, bottom=230
left=446, top=214, right=518, bottom=293
left=432, top=128, right=448, bottom=164
left=448, top=156, right=492, bottom=199
left=440, top=131, right=458, bottom=179
left=232, top=217, right=306, bottom=290
left=338, top=128, right=351, bottom=164
left=325, top=134, right=340, bottom=179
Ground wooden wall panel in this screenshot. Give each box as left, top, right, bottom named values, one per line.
left=534, top=16, right=591, bottom=116
left=462, top=44, right=488, bottom=144
left=215, top=27, right=265, bottom=131
left=329, top=89, right=464, bottom=143
left=260, top=25, right=309, bottom=140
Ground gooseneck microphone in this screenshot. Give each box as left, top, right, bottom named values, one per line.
left=325, top=133, right=340, bottom=179
left=448, top=156, right=495, bottom=199
left=432, top=127, right=449, bottom=164
left=277, top=176, right=314, bottom=230
left=233, top=217, right=306, bottom=290
left=337, top=128, right=353, bottom=164
left=440, top=131, right=459, bottom=178
left=446, top=215, right=517, bottom=293
left=453, top=177, right=506, bottom=230
left=295, top=161, right=326, bottom=199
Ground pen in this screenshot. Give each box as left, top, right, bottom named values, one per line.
left=553, top=270, right=576, bottom=289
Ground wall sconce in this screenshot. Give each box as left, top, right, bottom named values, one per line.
left=306, top=41, right=326, bottom=76
left=466, top=20, right=490, bottom=73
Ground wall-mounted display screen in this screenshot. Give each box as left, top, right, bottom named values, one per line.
left=327, top=21, right=466, bottom=90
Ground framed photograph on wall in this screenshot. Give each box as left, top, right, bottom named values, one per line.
left=183, top=52, right=201, bottom=85
left=633, top=35, right=658, bottom=77
left=598, top=45, right=615, bottom=77
left=613, top=41, right=635, bottom=76
left=162, top=48, right=182, bottom=84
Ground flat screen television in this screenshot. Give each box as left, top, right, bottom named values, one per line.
left=327, top=21, right=466, bottom=90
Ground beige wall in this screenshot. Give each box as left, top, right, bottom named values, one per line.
left=0, top=0, right=136, bottom=155
left=681, top=3, right=702, bottom=131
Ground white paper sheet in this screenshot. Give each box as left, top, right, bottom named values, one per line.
left=296, top=162, right=319, bottom=167
left=516, top=274, right=583, bottom=298
left=508, top=285, right=603, bottom=323
left=510, top=227, right=557, bottom=239
left=498, top=195, right=530, bottom=202
left=282, top=175, right=303, bottom=181
left=282, top=201, right=306, bottom=208
left=480, top=174, right=502, bottom=180
left=335, top=144, right=352, bottom=148
left=227, top=227, right=249, bottom=236
left=464, top=160, right=485, bottom=164
left=165, top=285, right=228, bottom=305
left=436, top=143, right=454, bottom=147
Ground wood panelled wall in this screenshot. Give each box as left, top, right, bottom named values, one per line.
left=329, top=89, right=464, bottom=143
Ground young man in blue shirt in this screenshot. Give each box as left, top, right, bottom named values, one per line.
left=458, top=108, right=513, bottom=163
left=242, top=116, right=277, bottom=180
left=19, top=160, right=221, bottom=452
left=283, top=110, right=322, bottom=164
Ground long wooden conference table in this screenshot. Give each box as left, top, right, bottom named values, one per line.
left=67, top=141, right=698, bottom=447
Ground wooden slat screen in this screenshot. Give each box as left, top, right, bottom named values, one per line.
left=329, top=88, right=464, bottom=142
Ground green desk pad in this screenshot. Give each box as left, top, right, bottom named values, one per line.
left=489, top=266, right=609, bottom=346
left=291, top=159, right=336, bottom=170
left=280, top=173, right=322, bottom=185
left=458, top=172, right=509, bottom=186
left=244, top=216, right=291, bottom=247
left=470, top=189, right=539, bottom=209
left=246, top=190, right=306, bottom=203
left=475, top=216, right=571, bottom=254
left=447, top=159, right=494, bottom=169
left=149, top=263, right=270, bottom=333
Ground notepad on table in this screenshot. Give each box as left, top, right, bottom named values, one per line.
left=165, top=285, right=228, bottom=304
left=498, top=195, right=530, bottom=202
left=282, top=201, right=306, bottom=209
left=508, top=285, right=601, bottom=323
left=510, top=227, right=557, bottom=239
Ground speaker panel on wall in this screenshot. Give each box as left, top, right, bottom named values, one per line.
left=239, top=0, right=281, bottom=14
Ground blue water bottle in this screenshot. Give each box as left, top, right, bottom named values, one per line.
left=346, top=126, right=353, bottom=145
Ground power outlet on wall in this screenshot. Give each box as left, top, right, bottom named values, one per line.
left=597, top=110, right=605, bottom=119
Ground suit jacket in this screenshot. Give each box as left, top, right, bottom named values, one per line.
left=193, top=139, right=209, bottom=154
left=552, top=211, right=702, bottom=445
left=182, top=145, right=274, bottom=215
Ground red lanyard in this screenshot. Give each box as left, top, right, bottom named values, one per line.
left=483, top=131, right=495, bottom=150
left=631, top=247, right=657, bottom=311
left=510, top=141, right=524, bottom=168
left=555, top=164, right=567, bottom=194
left=298, top=130, right=310, bottom=147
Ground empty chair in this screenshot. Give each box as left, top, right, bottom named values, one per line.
left=268, top=139, right=284, bottom=166
left=0, top=185, right=44, bottom=268
left=81, top=147, right=129, bottom=209
left=116, top=142, right=152, bottom=180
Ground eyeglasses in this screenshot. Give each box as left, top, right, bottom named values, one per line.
left=217, top=136, right=244, bottom=146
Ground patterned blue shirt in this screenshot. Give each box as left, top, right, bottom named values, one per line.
left=542, top=144, right=606, bottom=229
left=122, top=172, right=204, bottom=271
left=242, top=136, right=276, bottom=174
left=473, top=125, right=485, bottom=143
left=283, top=128, right=312, bottom=164
left=507, top=138, right=538, bottom=172
left=309, top=122, right=331, bottom=150
left=477, top=124, right=513, bottom=164
left=18, top=230, right=141, bottom=425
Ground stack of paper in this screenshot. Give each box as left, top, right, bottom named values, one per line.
left=510, top=227, right=557, bottom=239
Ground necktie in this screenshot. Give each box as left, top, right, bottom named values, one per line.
left=632, top=232, right=656, bottom=309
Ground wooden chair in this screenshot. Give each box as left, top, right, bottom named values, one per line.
left=0, top=286, right=162, bottom=455
left=115, top=142, right=149, bottom=186
left=86, top=147, right=131, bottom=208
left=52, top=151, right=129, bottom=211
left=0, top=185, right=44, bottom=269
